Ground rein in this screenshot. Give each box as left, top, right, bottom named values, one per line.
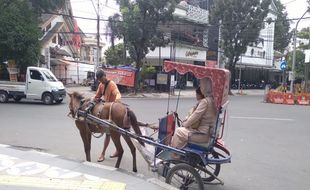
left=69, top=98, right=106, bottom=139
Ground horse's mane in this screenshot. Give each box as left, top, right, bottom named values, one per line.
left=72, top=91, right=91, bottom=102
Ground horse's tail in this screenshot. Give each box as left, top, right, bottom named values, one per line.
left=127, top=109, right=145, bottom=146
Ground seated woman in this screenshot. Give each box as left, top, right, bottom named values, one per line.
left=171, top=78, right=217, bottom=154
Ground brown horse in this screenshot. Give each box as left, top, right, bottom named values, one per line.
left=68, top=91, right=144, bottom=172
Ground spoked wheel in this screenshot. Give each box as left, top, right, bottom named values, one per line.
left=165, top=163, right=204, bottom=190
left=197, top=152, right=221, bottom=183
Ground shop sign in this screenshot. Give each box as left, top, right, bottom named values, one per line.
left=103, top=68, right=135, bottom=87
left=157, top=73, right=168, bottom=85
left=185, top=50, right=199, bottom=57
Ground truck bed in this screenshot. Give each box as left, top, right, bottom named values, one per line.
left=0, top=81, right=25, bottom=92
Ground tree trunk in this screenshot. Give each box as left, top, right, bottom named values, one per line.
left=134, top=59, right=142, bottom=94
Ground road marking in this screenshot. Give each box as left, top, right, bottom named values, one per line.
left=230, top=116, right=294, bottom=121
left=0, top=175, right=126, bottom=190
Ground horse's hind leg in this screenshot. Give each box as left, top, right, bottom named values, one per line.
left=122, top=135, right=137, bottom=172
left=110, top=132, right=124, bottom=168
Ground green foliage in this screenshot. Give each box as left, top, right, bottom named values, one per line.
left=210, top=0, right=271, bottom=85
left=297, top=27, right=310, bottom=50
left=286, top=50, right=305, bottom=78
left=111, top=0, right=178, bottom=91
left=104, top=43, right=132, bottom=66
left=29, top=0, right=66, bottom=15
left=140, top=65, right=156, bottom=79
left=107, top=14, right=122, bottom=49
left=0, top=0, right=64, bottom=73
left=0, top=0, right=41, bottom=72
left=273, top=0, right=292, bottom=52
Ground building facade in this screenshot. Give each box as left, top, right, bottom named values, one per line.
left=235, top=1, right=280, bottom=87
left=39, top=1, right=104, bottom=85
left=145, top=0, right=212, bottom=88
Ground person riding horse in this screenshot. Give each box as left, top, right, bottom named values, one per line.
left=86, top=70, right=121, bottom=162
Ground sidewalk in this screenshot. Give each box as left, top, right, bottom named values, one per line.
left=0, top=144, right=174, bottom=190
left=66, top=85, right=265, bottom=98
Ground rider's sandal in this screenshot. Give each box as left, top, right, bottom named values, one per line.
left=97, top=156, right=105, bottom=162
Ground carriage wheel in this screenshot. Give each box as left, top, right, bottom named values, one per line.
left=197, top=152, right=221, bottom=182
left=165, top=163, right=204, bottom=190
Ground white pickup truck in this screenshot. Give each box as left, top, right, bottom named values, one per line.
left=0, top=67, right=66, bottom=104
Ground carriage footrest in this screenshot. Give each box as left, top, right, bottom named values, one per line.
left=187, top=143, right=210, bottom=152
left=156, top=149, right=172, bottom=160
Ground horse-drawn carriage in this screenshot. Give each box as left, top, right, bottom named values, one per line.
left=68, top=61, right=231, bottom=190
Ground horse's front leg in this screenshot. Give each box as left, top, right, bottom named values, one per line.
left=122, top=135, right=137, bottom=172
left=110, top=132, right=123, bottom=168
left=76, top=120, right=92, bottom=161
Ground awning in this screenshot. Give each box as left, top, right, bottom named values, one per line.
left=50, top=59, right=71, bottom=66
left=50, top=47, right=72, bottom=57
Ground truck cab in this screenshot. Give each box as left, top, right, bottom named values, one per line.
left=0, top=67, right=66, bottom=104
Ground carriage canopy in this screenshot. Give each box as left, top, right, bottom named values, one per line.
left=163, top=61, right=231, bottom=110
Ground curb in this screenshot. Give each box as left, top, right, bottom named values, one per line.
left=0, top=144, right=174, bottom=190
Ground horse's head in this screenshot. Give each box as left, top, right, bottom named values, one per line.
left=67, top=91, right=86, bottom=118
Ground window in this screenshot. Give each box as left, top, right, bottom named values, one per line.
left=46, top=23, right=51, bottom=32
left=52, top=36, right=56, bottom=43
left=251, top=49, right=254, bottom=56
left=41, top=70, right=57, bottom=82
left=58, top=34, right=63, bottom=46
left=30, top=70, right=43, bottom=80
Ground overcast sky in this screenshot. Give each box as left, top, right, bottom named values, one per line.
left=71, top=0, right=310, bottom=41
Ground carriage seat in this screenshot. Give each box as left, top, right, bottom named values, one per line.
left=186, top=109, right=225, bottom=152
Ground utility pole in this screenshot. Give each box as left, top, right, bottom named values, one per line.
left=217, top=20, right=222, bottom=68
left=96, top=0, right=100, bottom=71
left=290, top=9, right=309, bottom=93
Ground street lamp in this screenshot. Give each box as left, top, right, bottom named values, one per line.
left=290, top=9, right=309, bottom=93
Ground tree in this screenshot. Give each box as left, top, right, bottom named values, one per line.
left=29, top=0, right=65, bottom=14
left=210, top=0, right=271, bottom=89
left=107, top=14, right=122, bottom=49
left=0, top=0, right=65, bottom=73
left=112, top=0, right=178, bottom=92
left=286, top=50, right=305, bottom=78
left=0, top=0, right=41, bottom=72
left=297, top=27, right=310, bottom=50
left=273, top=0, right=292, bottom=52
left=104, top=43, right=132, bottom=66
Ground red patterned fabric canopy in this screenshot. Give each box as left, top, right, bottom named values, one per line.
left=164, top=61, right=230, bottom=109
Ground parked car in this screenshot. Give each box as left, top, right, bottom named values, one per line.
left=0, top=67, right=66, bottom=104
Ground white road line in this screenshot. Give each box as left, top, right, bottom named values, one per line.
left=230, top=116, right=294, bottom=121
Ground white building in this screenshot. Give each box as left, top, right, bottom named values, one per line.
left=235, top=0, right=280, bottom=84
left=146, top=1, right=209, bottom=67
left=144, top=1, right=211, bottom=88
left=39, top=1, right=103, bottom=85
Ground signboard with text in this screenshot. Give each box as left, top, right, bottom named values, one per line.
left=103, top=68, right=135, bottom=87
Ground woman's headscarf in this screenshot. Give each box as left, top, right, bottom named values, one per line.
left=200, top=77, right=213, bottom=97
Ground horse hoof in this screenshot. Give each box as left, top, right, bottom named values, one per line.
left=133, top=168, right=137, bottom=173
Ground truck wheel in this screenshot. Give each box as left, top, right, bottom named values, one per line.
left=13, top=96, right=22, bottom=102
left=42, top=93, right=54, bottom=105
left=0, top=91, right=9, bottom=103
left=55, top=99, right=63, bottom=104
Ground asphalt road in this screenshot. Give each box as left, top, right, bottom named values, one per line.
left=0, top=95, right=309, bottom=190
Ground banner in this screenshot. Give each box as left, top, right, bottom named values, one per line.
left=103, top=68, right=135, bottom=87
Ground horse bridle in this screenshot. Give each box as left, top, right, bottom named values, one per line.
left=68, top=98, right=86, bottom=119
